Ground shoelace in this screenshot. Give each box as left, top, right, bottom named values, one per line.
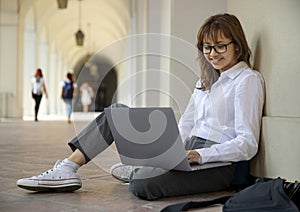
left=36, top=160, right=64, bottom=177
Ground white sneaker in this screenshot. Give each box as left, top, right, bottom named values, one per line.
left=110, top=163, right=138, bottom=183
left=17, top=159, right=82, bottom=192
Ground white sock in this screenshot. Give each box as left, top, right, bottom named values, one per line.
left=63, top=158, right=80, bottom=172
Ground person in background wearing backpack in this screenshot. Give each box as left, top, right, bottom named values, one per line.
left=61, top=72, right=77, bottom=123
left=17, top=13, right=265, bottom=201
left=31, top=68, right=48, bottom=122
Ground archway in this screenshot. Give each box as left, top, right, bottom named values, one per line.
left=73, top=55, right=117, bottom=112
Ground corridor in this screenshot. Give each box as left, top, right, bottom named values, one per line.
left=1, top=1, right=299, bottom=209
left=0, top=118, right=229, bottom=211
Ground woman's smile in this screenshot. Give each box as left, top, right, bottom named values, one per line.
left=209, top=56, right=223, bottom=65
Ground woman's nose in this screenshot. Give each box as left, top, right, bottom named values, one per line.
left=209, top=47, right=218, bottom=56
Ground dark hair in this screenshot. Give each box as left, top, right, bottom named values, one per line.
left=66, top=72, right=73, bottom=83
left=35, top=68, right=43, bottom=78
left=196, top=13, right=251, bottom=90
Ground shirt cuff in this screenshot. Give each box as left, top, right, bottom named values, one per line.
left=196, top=147, right=218, bottom=164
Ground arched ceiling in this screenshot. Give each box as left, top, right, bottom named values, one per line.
left=19, top=0, right=132, bottom=69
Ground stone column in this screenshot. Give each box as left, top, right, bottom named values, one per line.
left=0, top=0, right=22, bottom=118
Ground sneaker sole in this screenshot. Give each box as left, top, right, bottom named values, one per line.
left=111, top=173, right=130, bottom=183
left=17, top=184, right=81, bottom=192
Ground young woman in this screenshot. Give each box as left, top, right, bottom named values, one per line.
left=80, top=82, right=94, bottom=112
left=31, top=68, right=48, bottom=121
left=17, top=13, right=264, bottom=200
left=61, top=73, right=77, bottom=123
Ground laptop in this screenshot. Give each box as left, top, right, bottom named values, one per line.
left=104, top=107, right=231, bottom=171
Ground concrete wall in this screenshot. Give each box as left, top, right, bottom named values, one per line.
left=0, top=0, right=22, bottom=118
left=169, top=0, right=227, bottom=118
left=131, top=0, right=227, bottom=113
left=228, top=0, right=300, bottom=181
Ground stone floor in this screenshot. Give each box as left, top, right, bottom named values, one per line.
left=0, top=116, right=233, bottom=211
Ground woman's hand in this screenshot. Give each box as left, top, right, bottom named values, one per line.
left=186, top=150, right=202, bottom=164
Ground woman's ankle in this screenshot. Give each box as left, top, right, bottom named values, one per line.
left=68, top=150, right=86, bottom=166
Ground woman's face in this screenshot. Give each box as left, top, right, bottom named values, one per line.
left=202, top=33, right=238, bottom=73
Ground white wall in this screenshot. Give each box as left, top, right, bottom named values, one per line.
left=228, top=0, right=300, bottom=181
left=169, top=0, right=227, bottom=119
left=0, top=0, right=22, bottom=118
left=130, top=0, right=227, bottom=118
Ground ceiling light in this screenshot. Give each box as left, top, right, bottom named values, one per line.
left=75, top=0, right=84, bottom=46
left=57, top=0, right=68, bottom=9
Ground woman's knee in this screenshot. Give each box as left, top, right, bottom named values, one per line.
left=129, top=178, right=163, bottom=200
left=129, top=167, right=169, bottom=200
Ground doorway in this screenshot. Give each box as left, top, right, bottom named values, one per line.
left=73, top=55, right=117, bottom=112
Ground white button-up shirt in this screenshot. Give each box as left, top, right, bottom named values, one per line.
left=178, top=61, right=265, bottom=163
left=31, top=77, right=45, bottom=95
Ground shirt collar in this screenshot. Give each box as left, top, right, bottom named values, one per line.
left=219, top=61, right=248, bottom=80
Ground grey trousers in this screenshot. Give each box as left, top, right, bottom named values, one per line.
left=129, top=137, right=235, bottom=200
left=68, top=104, right=235, bottom=200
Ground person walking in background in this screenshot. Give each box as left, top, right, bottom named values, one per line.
left=80, top=82, right=94, bottom=112
left=61, top=73, right=77, bottom=123
left=31, top=68, right=48, bottom=121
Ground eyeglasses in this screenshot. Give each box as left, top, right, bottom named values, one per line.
left=199, top=41, right=234, bottom=54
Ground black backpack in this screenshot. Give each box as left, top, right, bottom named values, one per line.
left=161, top=178, right=299, bottom=212
left=62, top=81, right=74, bottom=99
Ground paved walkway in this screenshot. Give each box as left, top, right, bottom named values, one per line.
left=0, top=117, right=232, bottom=211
